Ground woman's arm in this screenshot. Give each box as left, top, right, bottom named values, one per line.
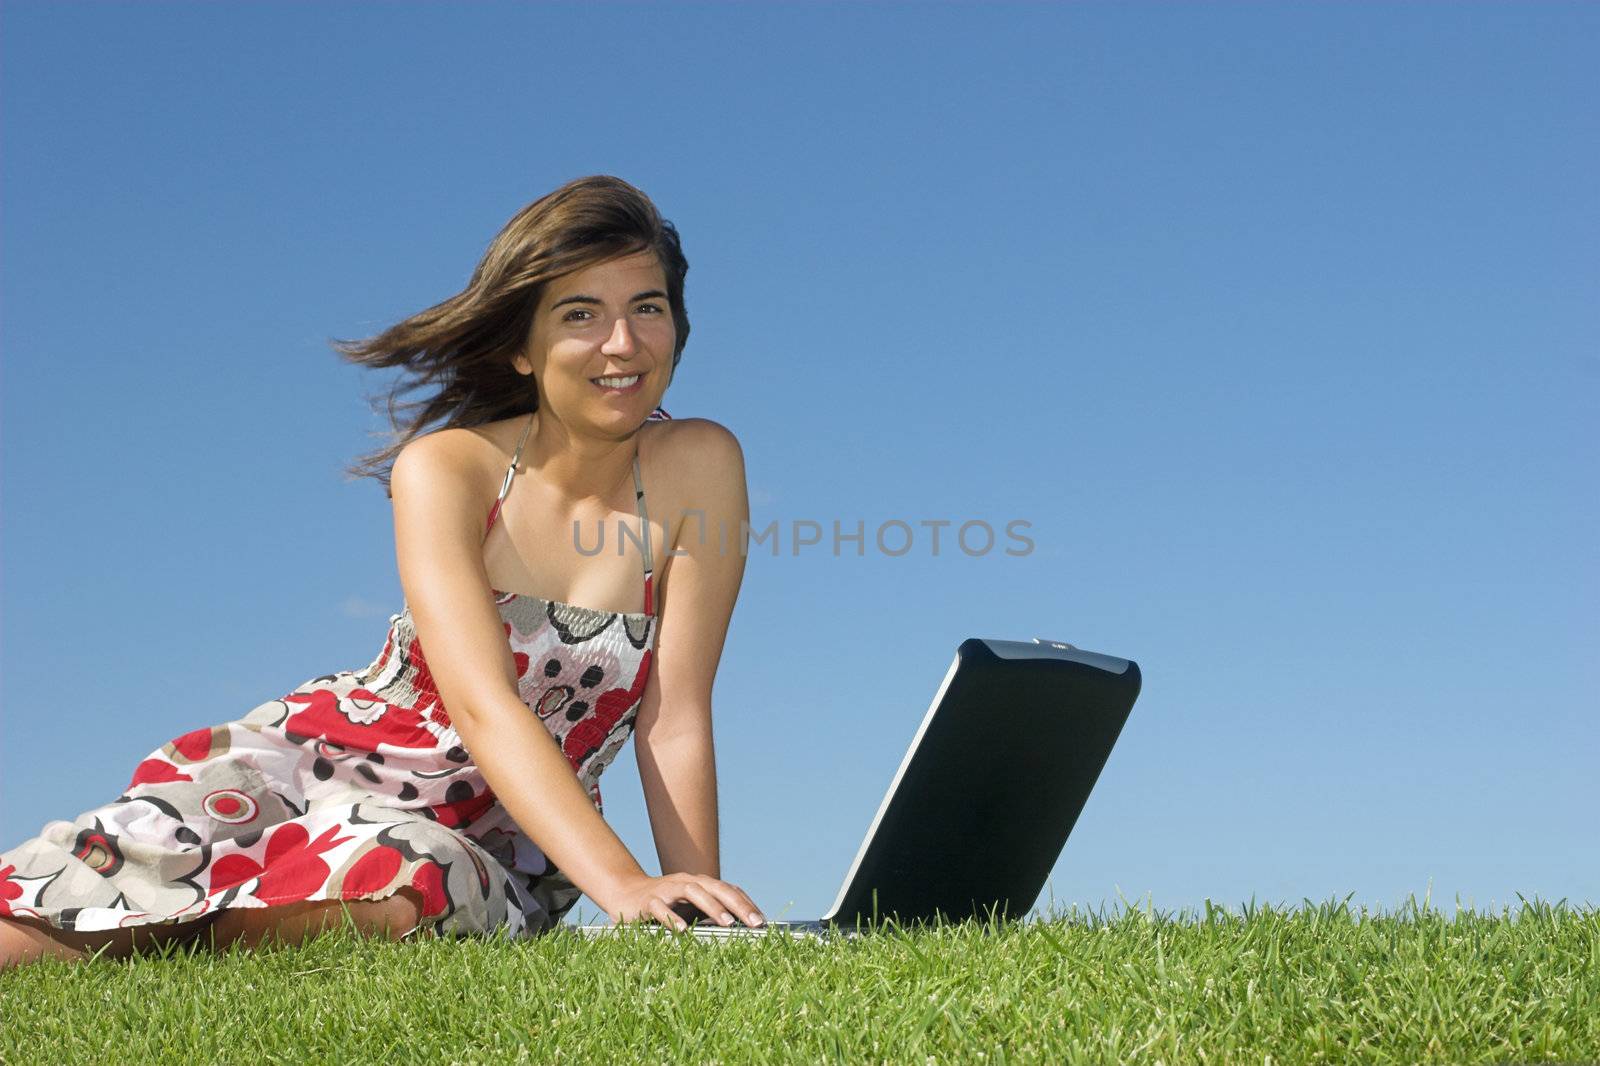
left=392, top=431, right=760, bottom=928
left=633, top=420, right=750, bottom=880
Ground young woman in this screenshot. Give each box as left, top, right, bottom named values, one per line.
left=0, top=175, right=764, bottom=968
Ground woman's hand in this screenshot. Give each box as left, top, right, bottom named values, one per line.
left=608, top=872, right=765, bottom=931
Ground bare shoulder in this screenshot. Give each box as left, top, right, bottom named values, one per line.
left=390, top=424, right=502, bottom=509
left=642, top=416, right=745, bottom=478
left=639, top=418, right=747, bottom=539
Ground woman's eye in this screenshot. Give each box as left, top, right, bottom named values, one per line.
left=563, top=304, right=664, bottom=322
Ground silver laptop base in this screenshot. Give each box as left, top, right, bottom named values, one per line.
left=570, top=919, right=848, bottom=941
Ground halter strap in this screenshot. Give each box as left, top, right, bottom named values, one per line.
left=484, top=411, right=536, bottom=534
left=483, top=411, right=657, bottom=617
left=632, top=454, right=656, bottom=618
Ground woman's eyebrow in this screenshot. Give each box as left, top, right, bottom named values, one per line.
left=551, top=289, right=668, bottom=309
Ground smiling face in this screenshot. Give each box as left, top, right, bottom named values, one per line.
left=513, top=250, right=675, bottom=434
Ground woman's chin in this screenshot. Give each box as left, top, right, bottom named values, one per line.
left=580, top=404, right=655, bottom=436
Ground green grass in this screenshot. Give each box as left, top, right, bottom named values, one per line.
left=3, top=897, right=1596, bottom=1064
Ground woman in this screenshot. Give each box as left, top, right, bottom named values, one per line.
left=0, top=175, right=764, bottom=968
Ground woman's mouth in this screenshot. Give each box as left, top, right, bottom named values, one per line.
left=591, top=374, right=643, bottom=394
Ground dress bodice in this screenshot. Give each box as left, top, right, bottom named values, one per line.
left=350, top=406, right=667, bottom=806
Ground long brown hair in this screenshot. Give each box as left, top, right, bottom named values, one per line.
left=335, top=174, right=691, bottom=493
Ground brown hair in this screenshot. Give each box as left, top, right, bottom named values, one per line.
left=335, top=174, right=690, bottom=493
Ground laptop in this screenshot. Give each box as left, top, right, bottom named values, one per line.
left=575, top=636, right=1141, bottom=940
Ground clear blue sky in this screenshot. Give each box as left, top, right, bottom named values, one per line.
left=3, top=2, right=1594, bottom=923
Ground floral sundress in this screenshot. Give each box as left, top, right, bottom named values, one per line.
left=0, top=409, right=668, bottom=937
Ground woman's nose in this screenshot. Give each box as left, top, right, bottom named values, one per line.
left=601, top=316, right=637, bottom=355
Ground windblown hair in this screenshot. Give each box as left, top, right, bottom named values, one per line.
left=335, top=174, right=690, bottom=493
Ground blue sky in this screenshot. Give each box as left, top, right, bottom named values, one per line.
left=2, top=2, right=1594, bottom=924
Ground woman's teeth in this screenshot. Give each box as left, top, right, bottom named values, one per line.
left=593, top=375, right=640, bottom=388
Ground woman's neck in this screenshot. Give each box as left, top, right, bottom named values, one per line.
left=521, top=411, right=640, bottom=504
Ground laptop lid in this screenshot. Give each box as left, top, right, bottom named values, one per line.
left=821, top=637, right=1141, bottom=927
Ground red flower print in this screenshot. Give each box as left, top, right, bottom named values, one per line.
left=0, top=865, right=22, bottom=916
left=342, top=845, right=404, bottom=897
left=202, top=789, right=260, bottom=826
left=562, top=650, right=650, bottom=767
left=562, top=719, right=608, bottom=768
left=282, top=688, right=437, bottom=751
left=208, top=822, right=353, bottom=903
left=127, top=758, right=192, bottom=789
left=172, top=727, right=217, bottom=762
left=411, top=860, right=448, bottom=918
